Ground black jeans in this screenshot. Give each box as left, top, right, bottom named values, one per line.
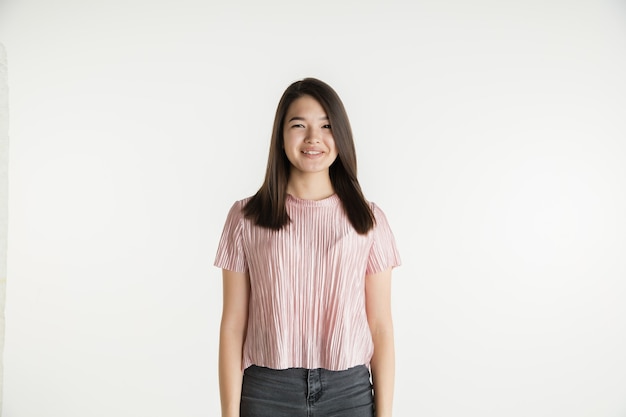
left=240, top=364, right=375, bottom=417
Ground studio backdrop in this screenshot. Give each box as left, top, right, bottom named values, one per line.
left=1, top=1, right=626, bottom=416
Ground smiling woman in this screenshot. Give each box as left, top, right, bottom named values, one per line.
left=283, top=95, right=338, bottom=183
left=214, top=78, right=401, bottom=417
left=242, top=78, right=376, bottom=235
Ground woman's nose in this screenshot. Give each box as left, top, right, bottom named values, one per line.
left=305, top=127, right=321, bottom=143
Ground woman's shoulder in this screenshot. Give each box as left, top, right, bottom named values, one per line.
left=233, top=195, right=254, bottom=207
left=223, top=195, right=254, bottom=220
left=366, top=200, right=394, bottom=227
left=366, top=199, right=383, bottom=214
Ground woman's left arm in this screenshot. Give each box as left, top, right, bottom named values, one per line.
left=365, top=267, right=395, bottom=417
left=365, top=268, right=395, bottom=417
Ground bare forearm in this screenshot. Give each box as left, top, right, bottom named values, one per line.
left=370, top=327, right=395, bottom=417
left=219, top=270, right=249, bottom=417
left=219, top=326, right=245, bottom=417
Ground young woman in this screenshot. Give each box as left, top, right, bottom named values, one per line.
left=215, top=77, right=401, bottom=417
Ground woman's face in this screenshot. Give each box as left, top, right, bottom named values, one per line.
left=282, top=95, right=338, bottom=177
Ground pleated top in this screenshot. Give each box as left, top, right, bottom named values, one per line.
left=214, top=194, right=401, bottom=371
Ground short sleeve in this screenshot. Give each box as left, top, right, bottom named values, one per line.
left=366, top=203, right=401, bottom=275
left=214, top=200, right=248, bottom=273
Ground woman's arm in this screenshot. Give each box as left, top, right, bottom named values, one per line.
left=365, top=267, right=395, bottom=417
left=219, top=269, right=250, bottom=417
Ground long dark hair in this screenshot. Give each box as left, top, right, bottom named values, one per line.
left=243, top=77, right=375, bottom=234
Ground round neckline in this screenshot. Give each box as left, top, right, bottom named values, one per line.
left=286, top=193, right=340, bottom=207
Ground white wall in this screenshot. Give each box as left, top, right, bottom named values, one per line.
left=1, top=1, right=626, bottom=416
left=0, top=43, right=9, bottom=414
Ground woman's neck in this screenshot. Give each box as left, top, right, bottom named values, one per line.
left=286, top=172, right=334, bottom=201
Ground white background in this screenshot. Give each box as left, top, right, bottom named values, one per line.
left=1, top=1, right=626, bottom=416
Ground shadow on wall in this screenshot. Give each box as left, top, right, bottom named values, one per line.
left=0, top=42, right=9, bottom=416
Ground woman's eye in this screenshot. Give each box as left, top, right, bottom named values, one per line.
left=292, top=124, right=304, bottom=128
left=322, top=124, right=332, bottom=129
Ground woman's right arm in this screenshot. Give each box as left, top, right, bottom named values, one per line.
left=219, top=269, right=250, bottom=417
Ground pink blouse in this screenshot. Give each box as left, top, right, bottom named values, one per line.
left=214, top=193, right=401, bottom=371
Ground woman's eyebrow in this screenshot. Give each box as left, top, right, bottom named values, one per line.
left=287, top=116, right=329, bottom=122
